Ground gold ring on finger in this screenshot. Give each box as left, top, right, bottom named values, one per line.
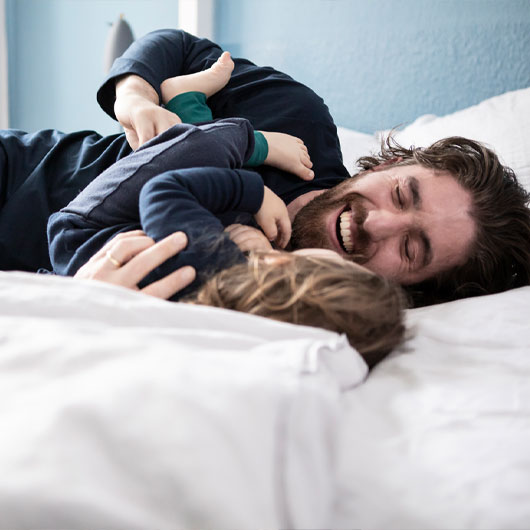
left=106, top=250, right=122, bottom=268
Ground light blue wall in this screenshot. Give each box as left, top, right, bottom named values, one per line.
left=6, top=0, right=530, bottom=134
left=6, top=0, right=179, bottom=135
left=215, top=0, right=530, bottom=132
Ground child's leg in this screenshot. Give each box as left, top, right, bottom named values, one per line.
left=160, top=51, right=312, bottom=179
left=161, top=51, right=234, bottom=123
left=164, top=92, right=213, bottom=124
left=160, top=51, right=269, bottom=166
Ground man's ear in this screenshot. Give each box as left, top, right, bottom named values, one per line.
left=370, top=156, right=403, bottom=172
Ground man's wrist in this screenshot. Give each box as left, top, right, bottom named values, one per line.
left=115, top=74, right=160, bottom=105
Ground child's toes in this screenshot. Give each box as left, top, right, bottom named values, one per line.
left=297, top=164, right=314, bottom=180
left=301, top=152, right=313, bottom=168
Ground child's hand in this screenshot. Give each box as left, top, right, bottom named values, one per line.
left=260, top=131, right=314, bottom=181
left=254, top=186, right=292, bottom=248
left=224, top=224, right=273, bottom=253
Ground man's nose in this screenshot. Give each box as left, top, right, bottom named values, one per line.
left=363, top=209, right=413, bottom=241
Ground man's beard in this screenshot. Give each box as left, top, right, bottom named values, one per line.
left=287, top=181, right=371, bottom=263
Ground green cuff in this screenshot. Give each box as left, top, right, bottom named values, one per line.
left=164, top=91, right=213, bottom=123
left=246, top=131, right=269, bottom=167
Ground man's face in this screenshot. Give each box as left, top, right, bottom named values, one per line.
left=289, top=163, right=476, bottom=285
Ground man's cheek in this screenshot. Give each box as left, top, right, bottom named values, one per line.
left=362, top=249, right=397, bottom=281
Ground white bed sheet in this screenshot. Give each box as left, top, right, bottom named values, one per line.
left=334, top=286, right=530, bottom=529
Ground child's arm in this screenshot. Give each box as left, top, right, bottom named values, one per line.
left=47, top=119, right=257, bottom=277
left=140, top=169, right=291, bottom=251
left=137, top=167, right=290, bottom=298
left=254, top=186, right=292, bottom=248
left=225, top=183, right=293, bottom=253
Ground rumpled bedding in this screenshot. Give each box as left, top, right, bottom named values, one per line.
left=0, top=271, right=367, bottom=529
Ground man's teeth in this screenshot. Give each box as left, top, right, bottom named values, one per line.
left=339, top=211, right=353, bottom=253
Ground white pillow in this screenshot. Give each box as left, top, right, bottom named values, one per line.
left=336, top=127, right=380, bottom=175
left=386, top=87, right=530, bottom=192
left=337, top=87, right=530, bottom=191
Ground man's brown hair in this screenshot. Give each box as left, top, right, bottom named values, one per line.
left=192, top=253, right=406, bottom=368
left=358, top=135, right=530, bottom=305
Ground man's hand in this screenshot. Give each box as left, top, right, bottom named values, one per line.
left=74, top=230, right=196, bottom=299
left=115, top=75, right=182, bottom=150
left=260, top=131, right=314, bottom=181
left=224, top=224, right=273, bottom=253
left=254, top=186, right=292, bottom=248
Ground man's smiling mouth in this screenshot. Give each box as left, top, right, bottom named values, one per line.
left=336, top=208, right=354, bottom=254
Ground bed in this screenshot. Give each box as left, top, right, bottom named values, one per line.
left=1, top=88, right=529, bottom=528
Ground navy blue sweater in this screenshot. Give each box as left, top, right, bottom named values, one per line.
left=48, top=118, right=263, bottom=299
left=1, top=29, right=348, bottom=273
left=0, top=129, right=131, bottom=271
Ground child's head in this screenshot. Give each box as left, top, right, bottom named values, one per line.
left=193, top=251, right=407, bottom=368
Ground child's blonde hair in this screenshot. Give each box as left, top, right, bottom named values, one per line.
left=193, top=252, right=407, bottom=368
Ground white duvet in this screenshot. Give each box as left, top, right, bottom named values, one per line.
left=0, top=271, right=366, bottom=529
left=334, top=286, right=530, bottom=529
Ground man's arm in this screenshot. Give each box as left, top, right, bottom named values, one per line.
left=114, top=75, right=181, bottom=150
left=98, top=29, right=222, bottom=148
left=98, top=29, right=221, bottom=118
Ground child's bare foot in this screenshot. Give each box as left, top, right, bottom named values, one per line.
left=260, top=132, right=314, bottom=181
left=160, top=51, right=234, bottom=104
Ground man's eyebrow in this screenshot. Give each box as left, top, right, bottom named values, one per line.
left=409, top=176, right=421, bottom=209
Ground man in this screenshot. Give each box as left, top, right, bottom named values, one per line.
left=1, top=29, right=528, bottom=304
